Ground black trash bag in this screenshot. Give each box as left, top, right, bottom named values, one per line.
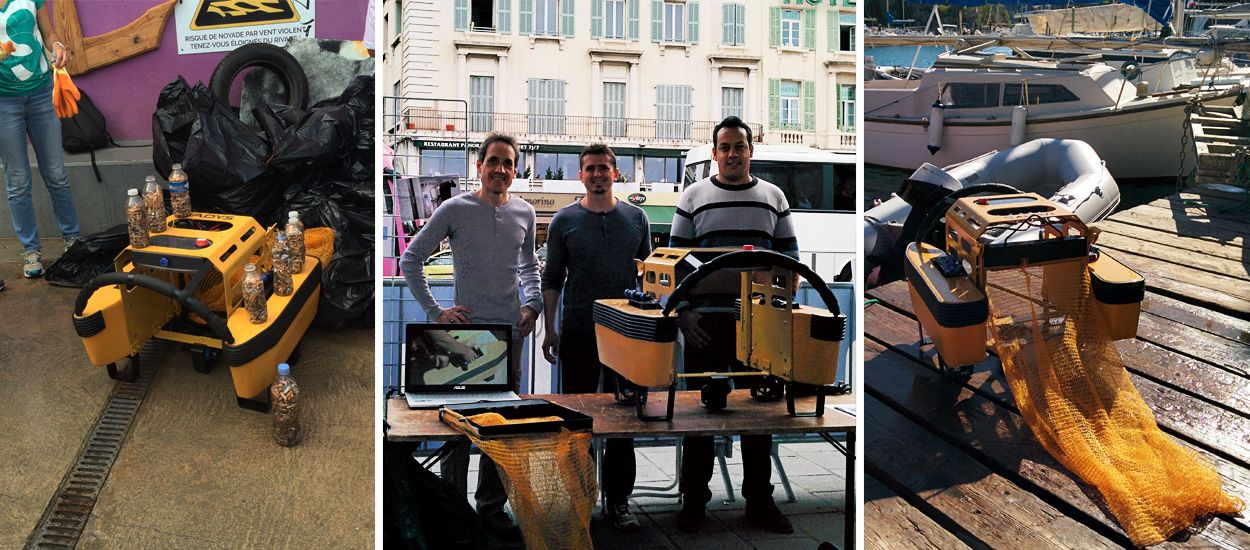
left=44, top=224, right=129, bottom=288
left=269, top=74, right=373, bottom=181
left=382, top=440, right=483, bottom=549
left=280, top=179, right=374, bottom=326
left=151, top=76, right=288, bottom=224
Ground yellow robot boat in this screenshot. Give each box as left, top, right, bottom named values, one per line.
left=594, top=247, right=846, bottom=420
left=903, top=185, right=1144, bottom=374
left=72, top=212, right=320, bottom=411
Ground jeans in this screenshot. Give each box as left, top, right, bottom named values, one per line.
left=679, top=312, right=775, bottom=505
left=558, top=328, right=636, bottom=506
left=0, top=83, right=80, bottom=253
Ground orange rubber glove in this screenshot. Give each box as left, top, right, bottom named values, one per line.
left=1, top=41, right=14, bottom=57
left=52, top=68, right=80, bottom=119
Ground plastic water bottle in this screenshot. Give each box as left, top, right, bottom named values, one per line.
left=285, top=211, right=305, bottom=274
left=169, top=163, right=191, bottom=218
left=270, top=362, right=301, bottom=447
left=242, top=263, right=267, bottom=324
left=273, top=230, right=293, bottom=297
left=125, top=189, right=149, bottom=248
left=143, top=175, right=167, bottom=233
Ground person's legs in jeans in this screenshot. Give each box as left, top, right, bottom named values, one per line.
left=0, top=89, right=40, bottom=254
left=599, top=365, right=636, bottom=508
left=467, top=335, right=526, bottom=530
left=24, top=84, right=79, bottom=244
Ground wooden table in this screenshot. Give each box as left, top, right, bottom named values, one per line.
left=386, top=390, right=857, bottom=549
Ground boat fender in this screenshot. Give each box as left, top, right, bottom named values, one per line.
left=1010, top=106, right=1027, bottom=146
left=927, top=100, right=944, bottom=155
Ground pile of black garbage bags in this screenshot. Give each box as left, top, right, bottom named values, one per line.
left=48, top=74, right=374, bottom=328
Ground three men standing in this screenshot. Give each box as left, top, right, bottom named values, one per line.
left=541, top=143, right=652, bottom=531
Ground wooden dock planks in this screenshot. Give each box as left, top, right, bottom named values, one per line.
left=865, top=190, right=1250, bottom=547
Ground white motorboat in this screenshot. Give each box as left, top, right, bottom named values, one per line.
left=865, top=138, right=1120, bottom=283
left=865, top=55, right=1242, bottom=179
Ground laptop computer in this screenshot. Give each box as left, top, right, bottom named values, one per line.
left=402, top=323, right=521, bottom=409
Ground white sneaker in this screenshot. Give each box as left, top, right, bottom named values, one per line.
left=22, top=250, right=43, bottom=278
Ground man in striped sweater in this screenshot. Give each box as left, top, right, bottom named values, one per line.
left=671, top=116, right=797, bottom=534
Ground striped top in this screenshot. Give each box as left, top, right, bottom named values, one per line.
left=669, top=175, right=799, bottom=259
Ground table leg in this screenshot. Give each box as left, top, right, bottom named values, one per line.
left=819, top=431, right=854, bottom=550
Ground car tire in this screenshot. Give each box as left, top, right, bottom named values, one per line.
left=210, top=43, right=310, bottom=112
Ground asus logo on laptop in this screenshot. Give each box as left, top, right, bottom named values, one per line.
left=454, top=385, right=466, bottom=390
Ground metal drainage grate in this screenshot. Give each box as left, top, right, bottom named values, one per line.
left=26, top=341, right=166, bottom=549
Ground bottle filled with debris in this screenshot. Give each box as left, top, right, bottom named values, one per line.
left=285, top=211, right=305, bottom=274
left=270, top=362, right=301, bottom=447
left=168, top=163, right=191, bottom=218
left=143, top=175, right=166, bottom=233
left=125, top=189, right=149, bottom=248
left=242, top=262, right=267, bottom=324
left=273, top=230, right=293, bottom=297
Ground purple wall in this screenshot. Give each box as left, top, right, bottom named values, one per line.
left=70, top=0, right=367, bottom=141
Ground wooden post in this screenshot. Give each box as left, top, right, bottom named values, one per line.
left=52, top=0, right=176, bottom=76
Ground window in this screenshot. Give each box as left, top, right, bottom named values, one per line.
left=779, top=81, right=800, bottom=128
left=420, top=149, right=469, bottom=177
left=470, top=76, right=494, bottom=132
left=722, top=3, right=745, bottom=46
left=470, top=0, right=494, bottom=30
left=605, top=0, right=626, bottom=39
left=780, top=9, right=801, bottom=47
left=656, top=84, right=692, bottom=139
left=1003, top=83, right=1079, bottom=106
left=528, top=79, right=566, bottom=134
left=394, top=0, right=402, bottom=36
left=944, top=83, right=1000, bottom=109
left=535, top=0, right=559, bottom=36
left=615, top=155, right=635, bottom=182
left=534, top=152, right=580, bottom=180
left=643, top=156, right=681, bottom=183
left=604, top=82, right=627, bottom=137
left=663, top=1, right=685, bottom=42
left=391, top=81, right=402, bottom=131
left=752, top=161, right=855, bottom=212
left=838, top=85, right=855, bottom=132
left=839, top=13, right=855, bottom=52
left=722, top=87, right=743, bottom=120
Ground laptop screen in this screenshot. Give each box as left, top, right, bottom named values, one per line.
left=403, top=323, right=513, bottom=392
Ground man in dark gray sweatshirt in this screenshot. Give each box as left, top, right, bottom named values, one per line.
left=398, top=133, right=542, bottom=540
left=541, top=143, right=651, bottom=531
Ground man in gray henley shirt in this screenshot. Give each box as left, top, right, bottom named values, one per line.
left=398, top=133, right=541, bottom=541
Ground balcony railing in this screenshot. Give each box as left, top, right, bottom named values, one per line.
left=390, top=109, right=763, bottom=142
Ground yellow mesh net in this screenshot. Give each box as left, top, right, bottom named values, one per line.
left=446, top=412, right=598, bottom=550
left=986, top=258, right=1243, bottom=546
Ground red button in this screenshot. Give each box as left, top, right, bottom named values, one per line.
left=743, top=245, right=755, bottom=251
left=196, top=238, right=210, bottom=248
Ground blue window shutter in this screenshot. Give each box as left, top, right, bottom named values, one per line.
left=769, top=7, right=779, bottom=48
left=652, top=0, right=663, bottom=42
left=827, top=10, right=836, bottom=52
left=455, top=0, right=469, bottom=30
left=768, top=79, right=780, bottom=129
left=498, top=0, right=511, bottom=33
left=592, top=0, right=603, bottom=38
left=520, top=0, right=532, bottom=34
left=722, top=3, right=731, bottom=45
left=803, top=9, right=815, bottom=50
left=687, top=1, right=699, bottom=44
left=628, top=0, right=639, bottom=40
left=802, top=80, right=815, bottom=131
left=735, top=4, right=744, bottom=45
left=561, top=0, right=575, bottom=37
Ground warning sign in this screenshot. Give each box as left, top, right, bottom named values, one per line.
left=190, top=0, right=300, bottom=31
left=176, top=0, right=315, bottom=54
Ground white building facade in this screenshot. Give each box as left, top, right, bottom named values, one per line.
left=383, top=0, right=857, bottom=186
